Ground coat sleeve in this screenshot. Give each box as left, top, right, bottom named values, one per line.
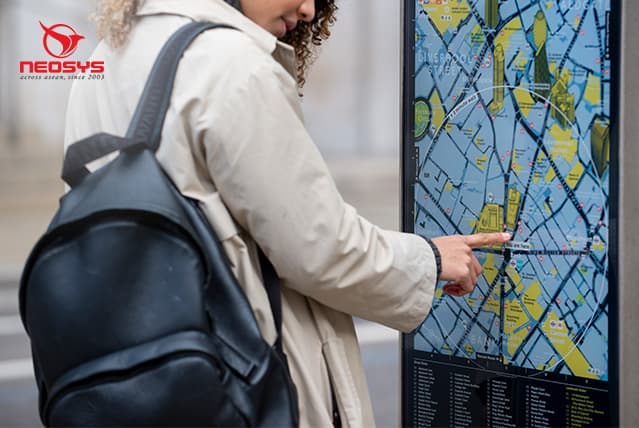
left=201, top=54, right=437, bottom=333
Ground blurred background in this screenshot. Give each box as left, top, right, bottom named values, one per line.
left=0, top=0, right=404, bottom=425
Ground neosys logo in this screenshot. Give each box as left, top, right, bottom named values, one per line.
left=20, top=20, right=105, bottom=78
left=39, top=21, right=85, bottom=59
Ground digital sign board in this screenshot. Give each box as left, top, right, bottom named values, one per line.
left=401, top=1, right=618, bottom=426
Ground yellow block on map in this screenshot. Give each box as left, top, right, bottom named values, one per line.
left=584, top=73, right=601, bottom=106
left=483, top=295, right=500, bottom=315
left=507, top=187, right=521, bottom=229
left=494, top=16, right=523, bottom=55
left=538, top=356, right=557, bottom=371
left=534, top=153, right=546, bottom=184
left=464, top=343, right=474, bottom=356
left=514, top=83, right=536, bottom=118
left=506, top=265, right=523, bottom=293
left=541, top=311, right=599, bottom=379
left=475, top=152, right=488, bottom=171
left=549, top=124, right=578, bottom=163
left=511, top=149, right=525, bottom=176
left=420, top=0, right=471, bottom=36
left=476, top=203, right=504, bottom=233
left=545, top=166, right=556, bottom=183
left=429, top=90, right=445, bottom=132
left=566, top=161, right=585, bottom=188
left=514, top=50, right=529, bottom=72
left=592, top=238, right=605, bottom=251
left=482, top=253, right=499, bottom=286
left=504, top=298, right=528, bottom=334
left=522, top=281, right=543, bottom=320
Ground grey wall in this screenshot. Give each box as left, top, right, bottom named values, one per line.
left=302, top=0, right=401, bottom=158
left=619, top=0, right=639, bottom=426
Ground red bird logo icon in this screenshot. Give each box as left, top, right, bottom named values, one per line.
left=39, top=21, right=85, bottom=59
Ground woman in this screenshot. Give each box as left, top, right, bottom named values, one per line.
left=65, top=0, right=510, bottom=425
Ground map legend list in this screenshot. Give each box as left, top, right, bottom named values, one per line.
left=407, top=353, right=609, bottom=428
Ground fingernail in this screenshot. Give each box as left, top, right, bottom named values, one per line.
left=502, top=233, right=511, bottom=239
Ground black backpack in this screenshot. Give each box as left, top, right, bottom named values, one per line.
left=19, top=21, right=299, bottom=427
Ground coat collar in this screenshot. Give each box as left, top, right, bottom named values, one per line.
left=136, top=0, right=297, bottom=77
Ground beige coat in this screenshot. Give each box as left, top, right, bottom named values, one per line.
left=64, top=1, right=437, bottom=426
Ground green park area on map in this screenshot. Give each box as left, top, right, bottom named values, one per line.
left=413, top=0, right=611, bottom=381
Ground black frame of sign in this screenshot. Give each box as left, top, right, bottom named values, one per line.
left=400, top=0, right=620, bottom=426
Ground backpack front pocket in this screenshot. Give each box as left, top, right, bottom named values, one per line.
left=45, top=330, right=246, bottom=427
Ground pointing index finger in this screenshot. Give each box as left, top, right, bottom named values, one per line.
left=463, top=232, right=511, bottom=249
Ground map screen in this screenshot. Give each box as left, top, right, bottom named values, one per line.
left=402, top=0, right=617, bottom=426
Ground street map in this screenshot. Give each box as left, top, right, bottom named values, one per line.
left=412, top=0, right=611, bottom=382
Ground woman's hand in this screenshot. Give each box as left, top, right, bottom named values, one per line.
left=431, top=232, right=511, bottom=297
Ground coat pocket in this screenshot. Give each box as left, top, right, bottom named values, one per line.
left=322, top=338, right=362, bottom=428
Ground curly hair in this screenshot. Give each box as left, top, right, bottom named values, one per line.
left=282, top=0, right=338, bottom=86
left=92, top=0, right=338, bottom=87
left=93, top=0, right=140, bottom=49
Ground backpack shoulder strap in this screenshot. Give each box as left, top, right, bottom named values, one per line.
left=130, top=20, right=287, bottom=351
left=62, top=21, right=234, bottom=186
left=125, top=21, right=235, bottom=148
left=131, top=21, right=287, bottom=350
